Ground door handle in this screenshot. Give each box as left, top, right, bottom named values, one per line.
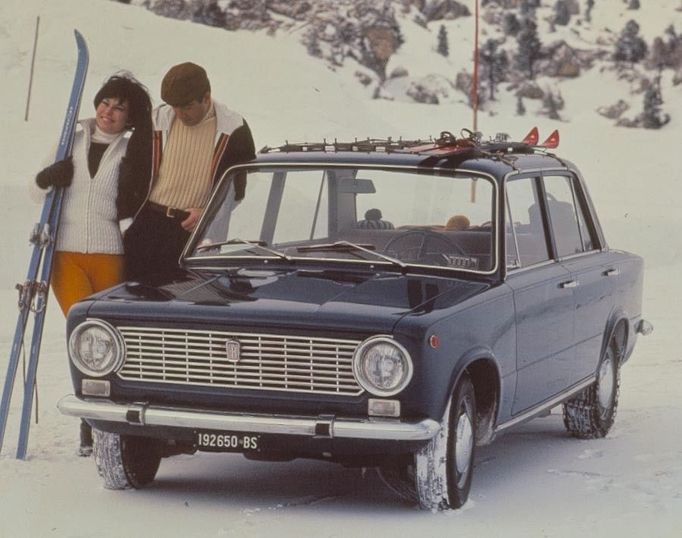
left=604, top=268, right=620, bottom=277
left=560, top=280, right=578, bottom=289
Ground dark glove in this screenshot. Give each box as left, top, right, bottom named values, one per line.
left=35, top=157, right=74, bottom=189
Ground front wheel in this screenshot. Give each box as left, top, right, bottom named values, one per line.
left=563, top=342, right=620, bottom=438
left=414, top=373, right=477, bottom=510
left=93, top=429, right=162, bottom=489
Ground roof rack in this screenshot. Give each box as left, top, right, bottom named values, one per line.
left=259, top=128, right=560, bottom=158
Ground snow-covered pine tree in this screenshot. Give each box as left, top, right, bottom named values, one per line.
left=516, top=95, right=526, bottom=116
left=516, top=18, right=542, bottom=79
left=641, top=86, right=669, bottom=128
left=437, top=25, right=449, bottom=57
left=520, top=0, right=539, bottom=17
left=543, top=89, right=563, bottom=120
left=503, top=13, right=521, bottom=36
left=614, top=19, right=648, bottom=65
left=554, top=0, right=571, bottom=26
left=480, top=39, right=508, bottom=99
left=585, top=0, right=595, bottom=22
left=192, top=0, right=226, bottom=27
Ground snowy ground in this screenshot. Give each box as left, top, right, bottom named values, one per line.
left=1, top=1, right=681, bottom=537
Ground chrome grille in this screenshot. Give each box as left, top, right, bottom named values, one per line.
left=117, top=326, right=363, bottom=396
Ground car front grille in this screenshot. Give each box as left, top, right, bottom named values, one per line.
left=117, top=326, right=364, bottom=396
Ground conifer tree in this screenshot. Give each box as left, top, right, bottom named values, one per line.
left=503, top=13, right=521, bottom=36
left=516, top=95, right=526, bottom=116
left=437, top=25, right=449, bottom=57
left=480, top=39, right=508, bottom=100
left=554, top=0, right=571, bottom=26
left=585, top=0, right=595, bottom=22
left=516, top=18, right=542, bottom=79
left=614, top=20, right=648, bottom=65
left=642, top=86, right=669, bottom=129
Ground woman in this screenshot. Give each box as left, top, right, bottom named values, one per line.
left=33, top=74, right=152, bottom=455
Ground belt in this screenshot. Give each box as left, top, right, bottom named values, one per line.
left=146, top=201, right=189, bottom=220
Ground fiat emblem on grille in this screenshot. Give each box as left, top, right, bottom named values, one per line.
left=225, top=338, right=241, bottom=362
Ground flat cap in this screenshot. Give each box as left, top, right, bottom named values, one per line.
left=161, top=62, right=210, bottom=106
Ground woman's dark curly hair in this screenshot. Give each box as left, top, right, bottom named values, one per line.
left=94, top=75, right=154, bottom=220
left=94, top=75, right=152, bottom=130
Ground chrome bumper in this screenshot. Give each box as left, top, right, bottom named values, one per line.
left=57, top=395, right=440, bottom=441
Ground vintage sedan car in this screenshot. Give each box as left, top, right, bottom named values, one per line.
left=59, top=130, right=651, bottom=510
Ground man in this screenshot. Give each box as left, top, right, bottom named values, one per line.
left=356, top=208, right=394, bottom=229
left=123, top=62, right=256, bottom=279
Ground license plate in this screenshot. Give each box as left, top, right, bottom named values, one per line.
left=195, top=431, right=261, bottom=452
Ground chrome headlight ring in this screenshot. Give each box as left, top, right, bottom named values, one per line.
left=353, top=336, right=413, bottom=397
left=68, top=319, right=125, bottom=377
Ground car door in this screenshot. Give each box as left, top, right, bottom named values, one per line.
left=542, top=173, right=616, bottom=382
left=504, top=175, right=576, bottom=414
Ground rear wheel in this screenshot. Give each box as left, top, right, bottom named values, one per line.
left=93, top=429, right=162, bottom=489
left=563, top=341, right=620, bottom=438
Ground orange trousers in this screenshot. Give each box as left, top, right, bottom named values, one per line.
left=51, top=251, right=124, bottom=315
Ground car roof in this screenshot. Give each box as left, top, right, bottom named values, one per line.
left=252, top=132, right=572, bottom=180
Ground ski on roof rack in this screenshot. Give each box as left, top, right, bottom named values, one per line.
left=259, top=128, right=560, bottom=157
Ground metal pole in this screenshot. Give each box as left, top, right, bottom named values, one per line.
left=471, top=0, right=479, bottom=133
left=470, top=0, right=480, bottom=203
left=24, top=16, right=40, bottom=122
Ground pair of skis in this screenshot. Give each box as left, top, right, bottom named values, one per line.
left=0, top=31, right=89, bottom=459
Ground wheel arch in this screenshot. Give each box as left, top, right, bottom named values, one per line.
left=447, top=347, right=501, bottom=447
left=602, top=308, right=630, bottom=366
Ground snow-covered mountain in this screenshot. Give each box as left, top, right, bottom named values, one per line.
left=124, top=0, right=682, bottom=128
left=0, top=1, right=681, bottom=537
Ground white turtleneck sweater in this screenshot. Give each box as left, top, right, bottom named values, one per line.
left=33, top=119, right=129, bottom=254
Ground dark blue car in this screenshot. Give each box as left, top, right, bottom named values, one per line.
left=59, top=131, right=651, bottom=510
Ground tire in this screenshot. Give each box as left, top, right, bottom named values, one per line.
left=414, top=373, right=477, bottom=511
left=93, top=429, right=162, bottom=489
left=563, top=341, right=620, bottom=439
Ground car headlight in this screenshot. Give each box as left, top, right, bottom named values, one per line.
left=353, top=336, right=413, bottom=397
left=68, top=319, right=125, bottom=377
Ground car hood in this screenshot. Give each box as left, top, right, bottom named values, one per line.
left=84, top=268, right=490, bottom=333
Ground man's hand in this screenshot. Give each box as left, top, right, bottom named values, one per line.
left=180, top=207, right=202, bottom=231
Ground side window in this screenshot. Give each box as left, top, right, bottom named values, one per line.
left=505, top=176, right=550, bottom=268
left=542, top=175, right=590, bottom=257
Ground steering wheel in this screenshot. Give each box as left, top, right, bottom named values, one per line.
left=384, top=230, right=466, bottom=266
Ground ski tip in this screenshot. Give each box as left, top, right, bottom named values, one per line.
left=74, top=29, right=88, bottom=48
left=521, top=127, right=539, bottom=146
left=541, top=129, right=560, bottom=149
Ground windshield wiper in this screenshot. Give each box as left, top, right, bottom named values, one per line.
left=195, top=238, right=292, bottom=261
left=297, top=241, right=406, bottom=268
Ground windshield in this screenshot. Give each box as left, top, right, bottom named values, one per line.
left=184, top=165, right=497, bottom=274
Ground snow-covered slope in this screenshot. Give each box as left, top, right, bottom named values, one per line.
left=1, top=1, right=680, bottom=537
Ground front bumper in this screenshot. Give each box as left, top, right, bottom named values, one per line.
left=57, top=395, right=440, bottom=441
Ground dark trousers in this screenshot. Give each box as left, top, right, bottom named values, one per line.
left=123, top=205, right=191, bottom=280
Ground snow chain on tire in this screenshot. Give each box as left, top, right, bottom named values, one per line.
left=563, top=343, right=621, bottom=439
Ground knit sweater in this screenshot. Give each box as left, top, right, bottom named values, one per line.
left=34, top=119, right=129, bottom=254
left=149, top=105, right=217, bottom=209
